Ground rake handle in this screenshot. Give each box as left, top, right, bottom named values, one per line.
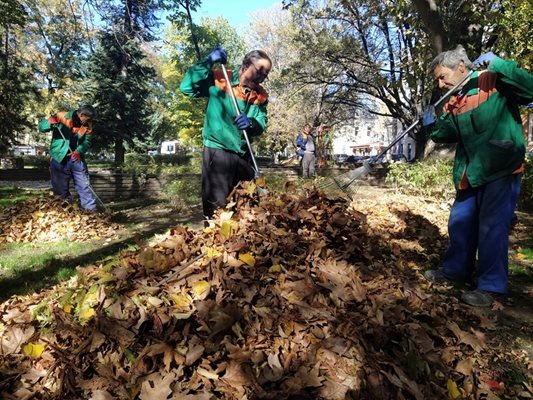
left=372, top=69, right=475, bottom=164
left=220, top=64, right=261, bottom=179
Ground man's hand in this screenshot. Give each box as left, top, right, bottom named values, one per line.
left=421, top=109, right=437, bottom=127
left=473, top=52, right=496, bottom=69
left=208, top=47, right=227, bottom=65
left=71, top=150, right=81, bottom=161
left=234, top=113, right=251, bottom=130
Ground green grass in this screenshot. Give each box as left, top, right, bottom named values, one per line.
left=0, top=187, right=44, bottom=208
left=0, top=240, right=102, bottom=298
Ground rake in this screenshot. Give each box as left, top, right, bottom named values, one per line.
left=220, top=63, right=268, bottom=195
left=318, top=69, right=475, bottom=199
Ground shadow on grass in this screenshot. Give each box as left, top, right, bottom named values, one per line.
left=0, top=202, right=204, bottom=301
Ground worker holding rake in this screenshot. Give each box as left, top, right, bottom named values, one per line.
left=180, top=48, right=271, bottom=220
left=422, top=45, right=533, bottom=307
left=38, top=105, right=97, bottom=212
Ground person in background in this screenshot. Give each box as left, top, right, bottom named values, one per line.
left=180, top=47, right=271, bottom=220
left=421, top=45, right=533, bottom=307
left=296, top=123, right=316, bottom=178
left=38, top=105, right=97, bottom=211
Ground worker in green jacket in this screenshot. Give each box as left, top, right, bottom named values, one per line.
left=180, top=48, right=271, bottom=220
left=38, top=105, right=97, bottom=211
left=422, top=45, right=533, bottom=307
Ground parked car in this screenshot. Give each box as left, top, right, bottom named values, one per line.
left=337, top=155, right=368, bottom=167
left=335, top=154, right=349, bottom=164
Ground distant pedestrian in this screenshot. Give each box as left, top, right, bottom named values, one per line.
left=296, top=123, right=316, bottom=178
left=38, top=105, right=97, bottom=211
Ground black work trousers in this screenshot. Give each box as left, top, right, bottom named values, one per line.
left=201, top=147, right=255, bottom=219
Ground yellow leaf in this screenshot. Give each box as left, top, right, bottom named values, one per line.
left=220, top=220, right=237, bottom=239
left=447, top=379, right=466, bottom=399
left=63, top=304, right=73, bottom=313
left=269, top=264, right=281, bottom=273
left=23, top=342, right=45, bottom=358
left=170, top=293, right=192, bottom=308
left=192, top=281, right=210, bottom=298
left=273, top=228, right=288, bottom=236
left=515, top=253, right=526, bottom=261
left=274, top=199, right=285, bottom=207
left=286, top=293, right=300, bottom=303
left=239, top=253, right=256, bottom=267
left=205, top=247, right=221, bottom=258
left=246, top=182, right=257, bottom=195
left=79, top=306, right=95, bottom=322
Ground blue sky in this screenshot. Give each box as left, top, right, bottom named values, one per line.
left=192, top=0, right=281, bottom=31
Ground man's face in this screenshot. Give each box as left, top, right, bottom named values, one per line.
left=433, top=62, right=468, bottom=93
left=239, top=58, right=271, bottom=91
left=78, top=113, right=92, bottom=125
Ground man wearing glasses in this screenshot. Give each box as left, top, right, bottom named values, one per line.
left=180, top=48, right=272, bottom=221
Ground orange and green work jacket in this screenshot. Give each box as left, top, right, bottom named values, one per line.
left=38, top=110, right=93, bottom=163
left=180, top=57, right=269, bottom=156
left=430, top=57, right=533, bottom=189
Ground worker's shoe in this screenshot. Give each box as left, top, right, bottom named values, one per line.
left=461, top=289, right=504, bottom=307
left=423, top=269, right=449, bottom=284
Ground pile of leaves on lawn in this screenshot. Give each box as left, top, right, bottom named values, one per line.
left=0, top=183, right=531, bottom=399
left=0, top=194, right=121, bottom=246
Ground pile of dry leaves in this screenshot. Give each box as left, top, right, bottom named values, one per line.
left=0, top=183, right=531, bottom=399
left=0, top=194, right=120, bottom=246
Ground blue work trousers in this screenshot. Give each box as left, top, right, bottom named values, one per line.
left=50, top=157, right=97, bottom=211
left=442, top=174, right=521, bottom=294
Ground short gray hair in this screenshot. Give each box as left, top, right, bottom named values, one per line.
left=429, top=45, right=473, bottom=73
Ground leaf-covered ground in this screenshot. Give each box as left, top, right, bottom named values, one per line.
left=0, top=183, right=532, bottom=399
left=0, top=194, right=121, bottom=246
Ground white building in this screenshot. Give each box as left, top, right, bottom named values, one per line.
left=160, top=140, right=181, bottom=154
left=332, top=112, right=416, bottom=161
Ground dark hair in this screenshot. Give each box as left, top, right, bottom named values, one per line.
left=429, top=45, right=473, bottom=73
left=241, top=50, right=272, bottom=69
left=78, top=104, right=96, bottom=119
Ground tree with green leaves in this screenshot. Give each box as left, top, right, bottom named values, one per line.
left=0, top=0, right=38, bottom=155
left=82, top=31, right=157, bottom=162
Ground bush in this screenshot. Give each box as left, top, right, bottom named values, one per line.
left=385, top=159, right=454, bottom=199
left=122, top=153, right=197, bottom=176
left=162, top=177, right=201, bottom=210
left=20, top=155, right=50, bottom=169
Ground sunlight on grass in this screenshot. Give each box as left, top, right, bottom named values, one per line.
left=518, top=247, right=533, bottom=260
left=0, top=187, right=44, bottom=208
left=0, top=240, right=98, bottom=274
left=509, top=263, right=533, bottom=277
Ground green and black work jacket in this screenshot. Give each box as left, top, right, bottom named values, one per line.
left=38, top=110, right=93, bottom=163
left=180, top=57, right=269, bottom=156
left=430, top=57, right=533, bottom=189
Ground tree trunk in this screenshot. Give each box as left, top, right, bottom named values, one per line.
left=411, top=0, right=448, bottom=54
left=184, top=0, right=201, bottom=60
left=115, top=136, right=125, bottom=165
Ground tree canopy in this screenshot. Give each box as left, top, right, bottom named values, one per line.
left=0, top=0, right=530, bottom=159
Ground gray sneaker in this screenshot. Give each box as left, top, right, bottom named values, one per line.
left=461, top=289, right=502, bottom=307
left=423, top=269, right=448, bottom=283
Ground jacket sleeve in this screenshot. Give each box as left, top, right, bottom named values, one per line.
left=247, top=101, right=268, bottom=137
left=296, top=133, right=306, bottom=149
left=180, top=57, right=215, bottom=98
left=75, top=122, right=93, bottom=155
left=489, top=57, right=533, bottom=104
left=38, top=115, right=58, bottom=132
left=430, top=112, right=460, bottom=143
